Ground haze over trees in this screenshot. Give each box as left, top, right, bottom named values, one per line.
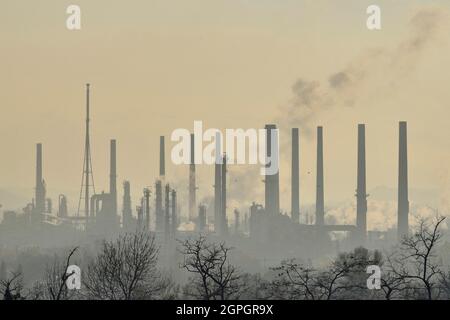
left=1, top=217, right=450, bottom=300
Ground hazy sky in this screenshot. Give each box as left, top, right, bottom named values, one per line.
left=1, top=0, right=450, bottom=222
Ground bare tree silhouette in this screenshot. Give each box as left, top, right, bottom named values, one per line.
left=1, top=271, right=24, bottom=300
left=83, top=232, right=169, bottom=300
left=27, top=247, right=79, bottom=300
left=179, top=235, right=242, bottom=300
left=46, top=247, right=79, bottom=300
left=271, top=247, right=381, bottom=300
left=386, top=216, right=446, bottom=300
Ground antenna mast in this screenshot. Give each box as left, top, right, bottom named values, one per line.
left=77, top=83, right=96, bottom=228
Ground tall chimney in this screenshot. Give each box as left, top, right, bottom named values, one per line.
left=165, top=184, right=171, bottom=242
left=356, top=124, right=367, bottom=244
left=155, top=180, right=163, bottom=232
left=221, top=154, right=228, bottom=236
left=35, top=143, right=46, bottom=217
left=144, top=188, right=150, bottom=230
left=264, top=124, right=280, bottom=216
left=122, top=181, right=132, bottom=230
left=214, top=132, right=222, bottom=234
left=110, top=140, right=117, bottom=216
left=160, top=136, right=165, bottom=177
left=137, top=200, right=143, bottom=229
left=171, top=189, right=177, bottom=237
left=189, top=133, right=197, bottom=221
left=36, top=143, right=42, bottom=193
left=397, top=121, right=409, bottom=240
left=315, top=126, right=324, bottom=225
left=291, top=128, right=300, bottom=223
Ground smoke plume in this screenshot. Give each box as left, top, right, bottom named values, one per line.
left=278, top=8, right=446, bottom=138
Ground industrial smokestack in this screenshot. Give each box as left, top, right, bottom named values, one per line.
left=214, top=132, right=222, bottom=234
left=291, top=128, right=300, bottom=223
left=110, top=140, right=117, bottom=216
left=315, top=126, right=324, bottom=226
left=36, top=143, right=42, bottom=193
left=144, top=188, right=150, bottom=230
left=356, top=124, right=367, bottom=244
left=171, top=189, right=177, bottom=237
left=35, top=143, right=46, bottom=219
left=122, top=181, right=132, bottom=230
left=398, top=121, right=409, bottom=240
left=155, top=180, right=163, bottom=232
left=189, top=133, right=197, bottom=221
left=264, top=124, right=280, bottom=216
left=160, top=136, right=165, bottom=177
left=137, top=200, right=144, bottom=229
left=221, top=154, right=228, bottom=236
left=165, top=184, right=171, bottom=242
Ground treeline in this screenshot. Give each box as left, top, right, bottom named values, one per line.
left=1, top=216, right=449, bottom=300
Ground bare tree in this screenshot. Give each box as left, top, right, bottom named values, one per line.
left=378, top=252, right=412, bottom=300
left=27, top=247, right=79, bottom=300
left=46, top=247, right=79, bottom=300
left=271, top=260, right=318, bottom=300
left=1, top=271, right=24, bottom=300
left=272, top=247, right=381, bottom=300
left=179, top=235, right=241, bottom=300
left=83, top=232, right=168, bottom=300
left=387, top=216, right=446, bottom=300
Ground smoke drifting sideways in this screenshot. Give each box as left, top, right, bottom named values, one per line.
left=278, top=8, right=447, bottom=139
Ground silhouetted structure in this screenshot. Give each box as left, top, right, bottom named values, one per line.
left=165, top=184, right=170, bottom=242
left=90, top=139, right=120, bottom=236
left=0, top=104, right=416, bottom=260
left=155, top=180, right=163, bottom=232
left=137, top=201, right=144, bottom=229
left=189, top=134, right=197, bottom=222
left=264, top=124, right=280, bottom=216
left=122, top=181, right=133, bottom=230
left=214, top=132, right=222, bottom=235
left=144, top=188, right=151, bottom=230
left=356, top=124, right=368, bottom=244
left=110, top=140, right=118, bottom=217
left=291, top=128, right=300, bottom=223
left=249, top=202, right=266, bottom=243
left=77, top=84, right=96, bottom=228
left=160, top=136, right=165, bottom=177
left=315, top=126, right=324, bottom=226
left=397, top=121, right=409, bottom=240
left=33, top=143, right=46, bottom=224
left=220, top=154, right=228, bottom=236
left=171, top=189, right=177, bottom=237
left=58, top=195, right=68, bottom=219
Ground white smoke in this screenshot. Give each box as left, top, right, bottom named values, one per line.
left=326, top=199, right=448, bottom=232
